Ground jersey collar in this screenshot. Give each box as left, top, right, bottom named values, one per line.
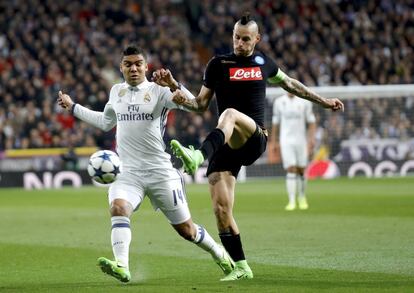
left=126, top=78, right=151, bottom=91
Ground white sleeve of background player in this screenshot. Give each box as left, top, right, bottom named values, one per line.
left=73, top=102, right=117, bottom=131
left=305, top=102, right=316, bottom=123
left=272, top=99, right=281, bottom=125
left=160, top=84, right=196, bottom=111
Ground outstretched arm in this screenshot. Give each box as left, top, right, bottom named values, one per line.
left=171, top=86, right=214, bottom=112
left=270, top=70, right=344, bottom=111
left=57, top=91, right=116, bottom=131
left=152, top=68, right=181, bottom=90
left=152, top=68, right=214, bottom=112
left=58, top=90, right=75, bottom=111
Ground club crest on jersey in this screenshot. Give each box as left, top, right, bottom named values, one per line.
left=118, top=88, right=127, bottom=97
left=254, top=56, right=265, bottom=65
left=144, top=93, right=151, bottom=103
left=229, top=67, right=263, bottom=81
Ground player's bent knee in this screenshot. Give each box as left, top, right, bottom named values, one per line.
left=173, top=222, right=196, bottom=241
left=110, top=201, right=132, bottom=217
left=220, top=108, right=238, bottom=120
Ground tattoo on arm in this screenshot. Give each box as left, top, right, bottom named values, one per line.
left=181, top=96, right=210, bottom=112
left=181, top=97, right=206, bottom=112
left=181, top=98, right=202, bottom=112
left=280, top=77, right=326, bottom=106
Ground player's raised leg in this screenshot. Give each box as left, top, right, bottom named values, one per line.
left=171, top=109, right=256, bottom=174
left=170, top=140, right=204, bottom=174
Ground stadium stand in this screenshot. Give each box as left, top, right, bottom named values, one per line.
left=0, top=0, right=413, bottom=162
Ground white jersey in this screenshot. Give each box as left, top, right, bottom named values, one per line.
left=73, top=79, right=186, bottom=177
left=272, top=94, right=316, bottom=144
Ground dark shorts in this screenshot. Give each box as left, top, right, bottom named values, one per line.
left=206, top=125, right=268, bottom=177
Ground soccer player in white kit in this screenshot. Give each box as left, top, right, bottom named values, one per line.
left=271, top=92, right=316, bottom=211
left=57, top=45, right=234, bottom=282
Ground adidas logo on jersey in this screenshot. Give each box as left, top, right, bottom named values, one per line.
left=229, top=67, right=263, bottom=81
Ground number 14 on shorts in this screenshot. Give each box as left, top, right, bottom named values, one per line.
left=172, top=189, right=186, bottom=206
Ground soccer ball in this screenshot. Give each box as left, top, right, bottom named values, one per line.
left=87, top=150, right=121, bottom=184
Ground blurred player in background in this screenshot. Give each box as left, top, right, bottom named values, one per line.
left=271, top=92, right=316, bottom=211
left=57, top=44, right=234, bottom=283
left=153, top=13, right=343, bottom=281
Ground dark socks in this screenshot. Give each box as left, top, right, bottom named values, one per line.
left=219, top=233, right=246, bottom=262
left=199, top=128, right=225, bottom=161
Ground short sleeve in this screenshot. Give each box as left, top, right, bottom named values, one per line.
left=265, top=55, right=279, bottom=79
left=203, top=57, right=219, bottom=89
left=268, top=68, right=288, bottom=84
left=158, top=86, right=177, bottom=109
left=107, top=85, right=117, bottom=105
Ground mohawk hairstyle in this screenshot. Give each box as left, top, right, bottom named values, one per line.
left=240, top=12, right=251, bottom=25
left=122, top=44, right=147, bottom=59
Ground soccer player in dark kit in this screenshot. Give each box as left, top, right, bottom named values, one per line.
left=153, top=13, right=344, bottom=281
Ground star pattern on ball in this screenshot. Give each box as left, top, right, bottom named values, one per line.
left=99, top=152, right=111, bottom=161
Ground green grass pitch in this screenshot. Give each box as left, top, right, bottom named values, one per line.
left=0, top=177, right=413, bottom=292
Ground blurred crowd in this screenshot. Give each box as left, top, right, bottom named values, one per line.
left=311, top=96, right=414, bottom=158
left=0, top=0, right=413, bottom=158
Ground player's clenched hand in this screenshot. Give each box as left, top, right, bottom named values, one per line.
left=324, top=98, right=344, bottom=112
left=171, top=89, right=187, bottom=105
left=57, top=91, right=74, bottom=111
left=152, top=68, right=175, bottom=88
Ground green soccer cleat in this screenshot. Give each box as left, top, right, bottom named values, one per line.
left=215, top=246, right=235, bottom=275
left=170, top=140, right=204, bottom=175
left=285, top=202, right=296, bottom=211
left=298, top=197, right=309, bottom=210
left=220, top=260, right=253, bottom=281
left=97, top=257, right=131, bottom=283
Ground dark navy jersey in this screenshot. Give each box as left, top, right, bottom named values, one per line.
left=203, top=51, right=279, bottom=127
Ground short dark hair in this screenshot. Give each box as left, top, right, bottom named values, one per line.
left=122, top=44, right=147, bottom=59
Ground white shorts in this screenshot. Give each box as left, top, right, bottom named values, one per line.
left=108, top=169, right=190, bottom=225
left=280, top=142, right=308, bottom=169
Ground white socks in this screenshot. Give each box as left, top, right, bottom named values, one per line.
left=286, top=173, right=307, bottom=203
left=286, top=173, right=297, bottom=204
left=297, top=174, right=306, bottom=199
left=110, top=218, right=224, bottom=268
left=193, top=224, right=223, bottom=260
left=111, top=216, right=131, bottom=268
